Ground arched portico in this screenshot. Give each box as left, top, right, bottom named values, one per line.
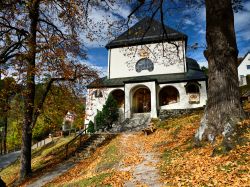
left=124, top=82, right=157, bottom=118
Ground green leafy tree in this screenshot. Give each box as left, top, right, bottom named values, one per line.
left=201, top=66, right=208, bottom=75
left=87, top=120, right=95, bottom=133
left=102, top=95, right=119, bottom=129
left=94, top=110, right=105, bottom=131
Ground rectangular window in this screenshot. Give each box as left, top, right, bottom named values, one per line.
left=247, top=65, right=250, bottom=69
left=94, top=90, right=103, bottom=98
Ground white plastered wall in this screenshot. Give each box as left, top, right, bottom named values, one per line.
left=238, top=53, right=250, bottom=86
left=238, top=53, right=250, bottom=77
left=109, top=41, right=186, bottom=79
left=84, top=80, right=207, bottom=124
left=84, top=87, right=124, bottom=124
left=157, top=81, right=207, bottom=110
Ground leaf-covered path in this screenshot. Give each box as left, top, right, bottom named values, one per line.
left=119, top=134, right=163, bottom=187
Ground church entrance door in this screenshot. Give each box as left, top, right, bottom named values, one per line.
left=132, top=87, right=151, bottom=113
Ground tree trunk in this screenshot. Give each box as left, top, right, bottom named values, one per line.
left=19, top=0, right=40, bottom=180
left=195, top=0, right=245, bottom=149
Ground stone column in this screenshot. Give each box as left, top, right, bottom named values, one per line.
left=150, top=82, right=158, bottom=118
left=124, top=84, right=131, bottom=119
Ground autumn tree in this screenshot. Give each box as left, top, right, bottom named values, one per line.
left=0, top=0, right=99, bottom=180
left=0, top=77, right=18, bottom=154
left=194, top=0, right=245, bottom=149
left=127, top=0, right=245, bottom=148
left=33, top=84, right=85, bottom=141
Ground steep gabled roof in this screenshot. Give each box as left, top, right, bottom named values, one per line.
left=238, top=51, right=250, bottom=67
left=106, top=17, right=188, bottom=49
left=186, top=57, right=201, bottom=71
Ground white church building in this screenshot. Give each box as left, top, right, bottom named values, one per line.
left=238, top=52, right=250, bottom=86
left=84, top=18, right=207, bottom=124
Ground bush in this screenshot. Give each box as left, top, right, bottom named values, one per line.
left=87, top=120, right=95, bottom=133
left=93, top=95, right=119, bottom=131
left=102, top=95, right=119, bottom=129
left=95, top=110, right=105, bottom=130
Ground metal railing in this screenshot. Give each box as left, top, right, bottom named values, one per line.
left=65, top=128, right=88, bottom=159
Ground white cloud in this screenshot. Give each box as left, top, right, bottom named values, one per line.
left=197, top=7, right=206, bottom=22
left=81, top=59, right=107, bottom=77
left=183, top=19, right=195, bottom=25
left=198, top=29, right=205, bottom=34
left=234, top=1, right=250, bottom=42
left=80, top=2, right=138, bottom=48
left=198, top=61, right=208, bottom=68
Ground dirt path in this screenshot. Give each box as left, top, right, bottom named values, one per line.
left=119, top=133, right=163, bottom=187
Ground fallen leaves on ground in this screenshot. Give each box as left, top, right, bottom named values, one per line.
left=102, top=171, right=132, bottom=186
left=151, top=113, right=250, bottom=187
left=16, top=109, right=250, bottom=186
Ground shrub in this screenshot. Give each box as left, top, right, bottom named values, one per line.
left=87, top=120, right=95, bottom=133
left=102, top=95, right=119, bottom=129
left=95, top=110, right=105, bottom=130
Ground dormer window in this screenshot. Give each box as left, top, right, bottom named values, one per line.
left=135, top=58, right=154, bottom=72
left=185, top=82, right=200, bottom=104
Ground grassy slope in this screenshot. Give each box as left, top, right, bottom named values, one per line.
left=0, top=136, right=74, bottom=186
left=45, top=136, right=128, bottom=187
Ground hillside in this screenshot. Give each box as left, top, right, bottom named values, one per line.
left=0, top=109, right=249, bottom=186
left=43, top=111, right=249, bottom=186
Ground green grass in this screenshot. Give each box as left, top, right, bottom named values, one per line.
left=62, top=173, right=112, bottom=187
left=171, top=125, right=182, bottom=138
left=0, top=136, right=74, bottom=186
left=162, top=149, right=175, bottom=165
left=217, top=163, right=235, bottom=173
left=95, top=140, right=122, bottom=172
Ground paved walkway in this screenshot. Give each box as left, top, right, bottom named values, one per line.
left=26, top=161, right=76, bottom=187
left=0, top=137, right=55, bottom=170
left=0, top=150, right=21, bottom=170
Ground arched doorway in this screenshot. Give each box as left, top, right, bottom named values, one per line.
left=132, top=87, right=151, bottom=113
left=110, top=89, right=125, bottom=108
left=159, top=86, right=180, bottom=106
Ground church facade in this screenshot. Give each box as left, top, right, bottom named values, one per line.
left=84, top=18, right=207, bottom=124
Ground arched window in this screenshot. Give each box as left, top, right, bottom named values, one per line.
left=135, top=58, right=154, bottom=72
left=94, top=90, right=103, bottom=98
left=159, top=86, right=180, bottom=106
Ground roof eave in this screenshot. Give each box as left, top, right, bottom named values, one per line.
left=105, top=35, right=188, bottom=49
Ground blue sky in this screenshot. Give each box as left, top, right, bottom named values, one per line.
left=83, top=1, right=250, bottom=75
